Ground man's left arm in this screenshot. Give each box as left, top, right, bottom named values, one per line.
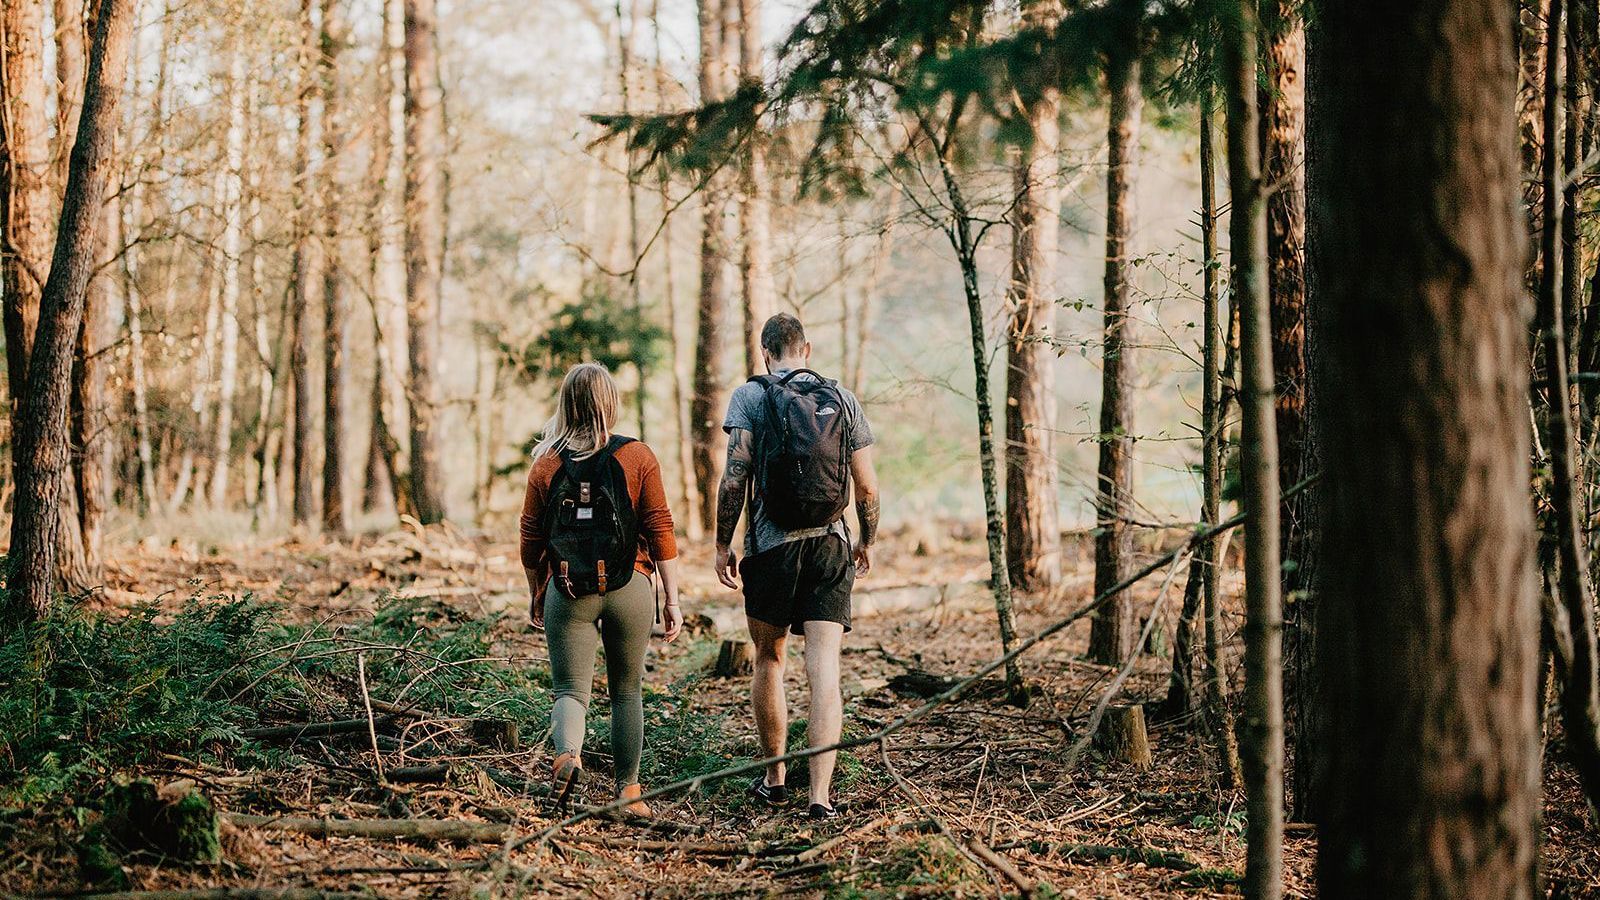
left=850, top=445, right=880, bottom=576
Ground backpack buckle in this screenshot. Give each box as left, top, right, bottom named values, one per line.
left=579, top=481, right=592, bottom=503
left=596, top=560, right=607, bottom=596
left=559, top=560, right=575, bottom=598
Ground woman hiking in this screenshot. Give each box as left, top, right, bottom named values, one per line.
left=520, top=363, right=684, bottom=815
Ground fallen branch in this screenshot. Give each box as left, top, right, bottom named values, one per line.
left=1052, top=842, right=1198, bottom=871
left=967, top=838, right=1034, bottom=897
left=80, top=883, right=366, bottom=890
left=225, top=813, right=510, bottom=844
left=241, top=718, right=394, bottom=741
left=792, top=814, right=893, bottom=865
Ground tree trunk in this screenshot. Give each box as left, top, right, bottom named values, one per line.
left=1197, top=84, right=1242, bottom=791
left=118, top=0, right=163, bottom=514
left=1260, top=0, right=1316, bottom=826
left=363, top=0, right=412, bottom=520
left=73, top=155, right=120, bottom=582
left=737, top=0, right=772, bottom=377
left=927, top=117, right=1024, bottom=703
left=1089, top=6, right=1142, bottom=665
left=1003, top=0, right=1064, bottom=594
left=654, top=0, right=702, bottom=539
left=2, top=0, right=54, bottom=480
left=207, top=41, right=246, bottom=509
left=1538, top=0, right=1600, bottom=817
left=1222, top=4, right=1284, bottom=896
left=1312, top=1, right=1540, bottom=896
left=690, top=0, right=729, bottom=531
left=404, top=0, right=447, bottom=525
left=1158, top=555, right=1204, bottom=719
left=6, top=0, right=135, bottom=621
left=289, top=0, right=319, bottom=527
left=320, top=0, right=348, bottom=534
left=51, top=0, right=87, bottom=187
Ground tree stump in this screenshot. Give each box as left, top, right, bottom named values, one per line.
left=1095, top=704, right=1153, bottom=770
left=468, top=717, right=519, bottom=751
left=712, top=640, right=754, bottom=677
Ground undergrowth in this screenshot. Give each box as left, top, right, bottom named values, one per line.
left=0, top=588, right=549, bottom=809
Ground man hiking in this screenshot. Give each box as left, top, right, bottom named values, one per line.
left=715, top=313, right=880, bottom=819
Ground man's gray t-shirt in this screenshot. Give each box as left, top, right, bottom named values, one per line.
left=723, top=370, right=875, bottom=557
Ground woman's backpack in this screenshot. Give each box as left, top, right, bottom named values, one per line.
left=541, top=436, right=639, bottom=598
left=748, top=369, right=852, bottom=530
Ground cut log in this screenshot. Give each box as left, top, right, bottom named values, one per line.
left=1094, top=704, right=1153, bottom=769
left=712, top=640, right=754, bottom=678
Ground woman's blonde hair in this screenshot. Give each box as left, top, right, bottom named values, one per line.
left=532, top=363, right=620, bottom=460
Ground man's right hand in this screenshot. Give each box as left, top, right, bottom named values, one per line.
left=715, top=544, right=740, bottom=590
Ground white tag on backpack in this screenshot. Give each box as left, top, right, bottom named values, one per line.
left=576, top=507, right=594, bottom=520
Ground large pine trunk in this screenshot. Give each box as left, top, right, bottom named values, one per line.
left=690, top=0, right=729, bottom=531
left=6, top=0, right=135, bottom=620
left=403, top=0, right=447, bottom=524
left=1312, top=1, right=1540, bottom=896
left=1089, top=5, right=1142, bottom=665
left=1003, top=0, right=1063, bottom=594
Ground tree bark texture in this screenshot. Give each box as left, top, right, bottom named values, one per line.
left=1004, top=0, right=1064, bottom=593
left=1089, top=5, right=1143, bottom=666
left=1311, top=2, right=1540, bottom=896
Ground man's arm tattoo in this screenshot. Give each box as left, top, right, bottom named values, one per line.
left=716, top=430, right=753, bottom=547
left=856, top=495, right=880, bottom=547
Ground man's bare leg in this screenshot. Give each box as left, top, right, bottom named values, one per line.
left=803, top=620, right=845, bottom=808
left=749, top=617, right=790, bottom=788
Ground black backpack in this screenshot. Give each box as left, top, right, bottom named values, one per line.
left=541, top=436, right=639, bottom=598
left=748, top=369, right=852, bottom=530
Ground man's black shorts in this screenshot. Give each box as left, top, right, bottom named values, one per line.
left=740, top=534, right=854, bottom=635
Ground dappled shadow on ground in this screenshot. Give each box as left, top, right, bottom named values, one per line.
left=2, top=522, right=1593, bottom=897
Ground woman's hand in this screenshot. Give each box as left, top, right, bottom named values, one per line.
left=524, top=568, right=546, bottom=630
left=662, top=599, right=683, bottom=642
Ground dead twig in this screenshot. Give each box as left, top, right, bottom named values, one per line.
left=357, top=653, right=386, bottom=785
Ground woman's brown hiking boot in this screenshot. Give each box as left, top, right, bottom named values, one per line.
left=552, top=752, right=583, bottom=807
left=618, top=783, right=652, bottom=817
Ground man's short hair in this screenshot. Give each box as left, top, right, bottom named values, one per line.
left=761, top=313, right=806, bottom=357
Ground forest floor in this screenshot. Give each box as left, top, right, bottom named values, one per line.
left=2, top=520, right=1597, bottom=898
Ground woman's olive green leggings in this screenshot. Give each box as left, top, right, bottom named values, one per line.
left=544, top=574, right=654, bottom=788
